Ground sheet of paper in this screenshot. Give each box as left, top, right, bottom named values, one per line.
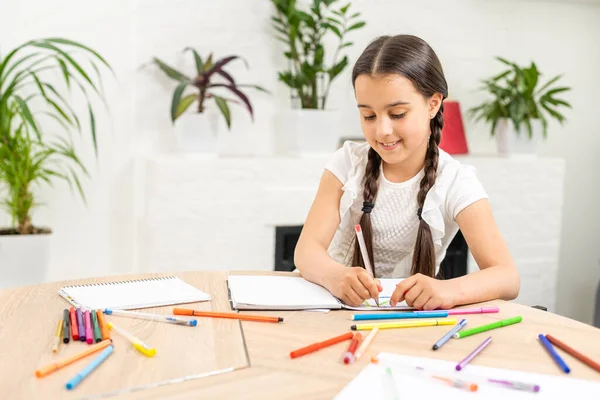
left=227, top=275, right=341, bottom=309
left=335, top=352, right=600, bottom=399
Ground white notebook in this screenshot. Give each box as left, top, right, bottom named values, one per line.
left=227, top=275, right=412, bottom=311
left=58, top=276, right=211, bottom=310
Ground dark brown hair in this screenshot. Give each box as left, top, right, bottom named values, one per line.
left=351, top=35, right=448, bottom=278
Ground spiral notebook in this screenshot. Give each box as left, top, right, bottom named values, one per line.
left=58, top=276, right=211, bottom=310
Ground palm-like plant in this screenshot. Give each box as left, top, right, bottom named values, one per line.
left=469, top=57, right=572, bottom=139
left=149, top=49, right=268, bottom=129
left=270, top=0, right=366, bottom=109
left=0, top=38, right=111, bottom=234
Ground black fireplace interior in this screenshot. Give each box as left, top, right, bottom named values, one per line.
left=274, top=225, right=469, bottom=280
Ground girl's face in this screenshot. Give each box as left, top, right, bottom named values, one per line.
left=354, top=73, right=442, bottom=167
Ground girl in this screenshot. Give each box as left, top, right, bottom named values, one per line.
left=294, top=35, right=520, bottom=310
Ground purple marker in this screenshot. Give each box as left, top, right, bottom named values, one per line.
left=76, top=308, right=86, bottom=342
left=488, top=379, right=540, bottom=393
left=456, top=336, right=492, bottom=371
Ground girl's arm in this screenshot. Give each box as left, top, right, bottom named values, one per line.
left=448, top=198, right=520, bottom=304
left=295, top=170, right=380, bottom=305
left=391, top=198, right=520, bottom=309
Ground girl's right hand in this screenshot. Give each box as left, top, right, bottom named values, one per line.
left=328, top=267, right=383, bottom=307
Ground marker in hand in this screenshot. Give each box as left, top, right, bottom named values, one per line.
left=355, top=224, right=380, bottom=306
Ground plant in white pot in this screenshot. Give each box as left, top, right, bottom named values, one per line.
left=0, top=38, right=111, bottom=288
left=270, top=0, right=366, bottom=155
left=148, top=50, right=268, bottom=154
left=469, top=57, right=571, bottom=155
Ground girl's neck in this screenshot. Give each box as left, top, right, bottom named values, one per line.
left=381, top=146, right=428, bottom=183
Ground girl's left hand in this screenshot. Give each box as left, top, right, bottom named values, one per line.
left=390, top=273, right=458, bottom=310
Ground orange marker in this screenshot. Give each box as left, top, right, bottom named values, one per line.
left=69, top=307, right=79, bottom=341
left=173, top=308, right=283, bottom=323
left=343, top=333, right=363, bottom=364
left=290, top=332, right=353, bottom=359
left=546, top=334, right=600, bottom=373
left=96, top=310, right=110, bottom=340
left=35, top=339, right=112, bottom=378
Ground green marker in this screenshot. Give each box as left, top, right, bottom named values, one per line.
left=91, top=310, right=102, bottom=343
left=454, top=316, right=522, bottom=339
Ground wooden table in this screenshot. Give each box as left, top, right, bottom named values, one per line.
left=1, top=271, right=599, bottom=399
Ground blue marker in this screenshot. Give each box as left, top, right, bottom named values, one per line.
left=432, top=318, right=467, bottom=350
left=352, top=311, right=449, bottom=321
left=538, top=334, right=571, bottom=373
left=66, top=345, right=114, bottom=390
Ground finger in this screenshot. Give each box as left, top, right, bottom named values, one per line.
left=375, top=279, right=383, bottom=293
left=412, top=290, right=432, bottom=310
left=346, top=286, right=365, bottom=306
left=422, top=298, right=441, bottom=311
left=390, top=276, right=418, bottom=306
left=357, top=271, right=380, bottom=300
left=395, top=281, right=422, bottom=307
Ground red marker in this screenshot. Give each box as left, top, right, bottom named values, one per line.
left=69, top=307, right=79, bottom=340
left=343, top=333, right=363, bottom=364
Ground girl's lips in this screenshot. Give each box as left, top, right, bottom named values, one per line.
left=378, top=140, right=401, bottom=150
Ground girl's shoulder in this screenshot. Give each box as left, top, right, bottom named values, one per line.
left=324, top=140, right=370, bottom=184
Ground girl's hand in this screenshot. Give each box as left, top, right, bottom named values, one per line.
left=328, top=267, right=383, bottom=307
left=390, top=273, right=457, bottom=310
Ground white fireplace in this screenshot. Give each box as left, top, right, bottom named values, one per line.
left=137, top=153, right=564, bottom=312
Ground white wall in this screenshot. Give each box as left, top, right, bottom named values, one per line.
left=1, top=0, right=599, bottom=323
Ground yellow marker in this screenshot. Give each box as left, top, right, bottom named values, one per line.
left=351, top=318, right=457, bottom=331
left=106, top=322, right=156, bottom=357
left=52, top=320, right=63, bottom=353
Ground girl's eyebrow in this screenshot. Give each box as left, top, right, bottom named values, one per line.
left=357, top=100, right=410, bottom=109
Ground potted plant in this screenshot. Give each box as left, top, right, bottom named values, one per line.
left=148, top=49, right=268, bottom=154
left=469, top=57, right=571, bottom=154
left=270, top=0, right=366, bottom=155
left=0, top=38, right=111, bottom=288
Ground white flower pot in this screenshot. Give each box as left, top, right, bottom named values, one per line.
left=494, top=118, right=542, bottom=155
left=0, top=232, right=51, bottom=289
left=173, top=112, right=220, bottom=154
left=275, top=109, right=342, bottom=156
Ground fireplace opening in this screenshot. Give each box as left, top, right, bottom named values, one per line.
left=274, top=225, right=469, bottom=280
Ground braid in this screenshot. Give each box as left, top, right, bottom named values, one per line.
left=411, top=103, right=444, bottom=277
left=352, top=148, right=381, bottom=276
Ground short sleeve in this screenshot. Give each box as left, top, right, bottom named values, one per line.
left=324, top=141, right=355, bottom=185
left=445, top=165, right=488, bottom=220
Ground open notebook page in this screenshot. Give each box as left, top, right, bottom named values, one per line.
left=228, top=275, right=341, bottom=310
left=227, top=275, right=410, bottom=311
left=335, top=352, right=600, bottom=399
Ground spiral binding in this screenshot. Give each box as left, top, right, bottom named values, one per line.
left=62, top=276, right=176, bottom=289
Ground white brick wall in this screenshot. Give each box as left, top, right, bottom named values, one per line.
left=141, top=154, right=564, bottom=311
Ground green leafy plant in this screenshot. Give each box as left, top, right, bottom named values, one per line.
left=148, top=49, right=268, bottom=129
left=271, top=0, right=366, bottom=109
left=0, top=38, right=111, bottom=234
left=469, top=57, right=571, bottom=139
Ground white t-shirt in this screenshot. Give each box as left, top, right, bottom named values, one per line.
left=325, top=141, right=488, bottom=278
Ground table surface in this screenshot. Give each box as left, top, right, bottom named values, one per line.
left=1, top=271, right=599, bottom=399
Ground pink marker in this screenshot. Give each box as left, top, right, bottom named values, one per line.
left=447, top=307, right=499, bottom=315
left=84, top=310, right=93, bottom=344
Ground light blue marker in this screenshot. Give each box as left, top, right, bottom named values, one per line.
left=66, top=345, right=114, bottom=390
left=432, top=318, right=467, bottom=350
left=352, top=311, right=449, bottom=321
